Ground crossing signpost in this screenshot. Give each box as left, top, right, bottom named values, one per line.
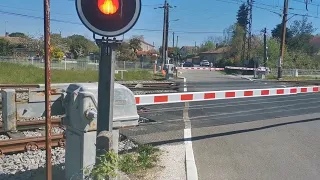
left=75, top=0, right=142, bottom=172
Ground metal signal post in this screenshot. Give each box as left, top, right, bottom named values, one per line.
left=75, top=0, right=142, bottom=173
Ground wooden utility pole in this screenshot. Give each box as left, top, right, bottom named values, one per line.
left=278, top=0, right=288, bottom=79
left=176, top=35, right=179, bottom=47
left=263, top=27, right=268, bottom=67
left=247, top=0, right=253, bottom=61
left=172, top=32, right=175, bottom=48
left=161, top=0, right=168, bottom=67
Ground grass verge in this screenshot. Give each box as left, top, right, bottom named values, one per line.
left=0, top=62, right=162, bottom=83
left=89, top=144, right=160, bottom=180
left=266, top=74, right=320, bottom=81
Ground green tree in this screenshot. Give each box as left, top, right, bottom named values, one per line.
left=117, top=41, right=138, bottom=61
left=8, top=32, right=28, bottom=38
left=51, top=46, right=65, bottom=60
left=51, top=33, right=68, bottom=52
left=230, top=23, right=246, bottom=65
left=129, top=36, right=143, bottom=53
left=0, top=38, right=13, bottom=56
left=199, top=40, right=215, bottom=52
left=236, top=3, right=249, bottom=29
left=271, top=24, right=293, bottom=42
left=66, top=35, right=98, bottom=59
left=287, top=17, right=316, bottom=54
left=290, top=16, right=316, bottom=36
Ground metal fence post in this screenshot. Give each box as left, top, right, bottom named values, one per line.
left=1, top=89, right=17, bottom=132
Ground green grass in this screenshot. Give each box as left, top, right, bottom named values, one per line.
left=118, top=144, right=160, bottom=175
left=266, top=74, right=320, bottom=81
left=0, top=62, right=160, bottom=84
left=89, top=144, right=160, bottom=179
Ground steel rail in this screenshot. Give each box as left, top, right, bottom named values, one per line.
left=0, top=118, right=62, bottom=133
left=0, top=134, right=64, bottom=155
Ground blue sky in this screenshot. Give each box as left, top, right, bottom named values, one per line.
left=1, top=0, right=320, bottom=48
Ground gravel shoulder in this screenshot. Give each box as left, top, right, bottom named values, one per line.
left=154, top=144, right=186, bottom=180
left=128, top=143, right=186, bottom=180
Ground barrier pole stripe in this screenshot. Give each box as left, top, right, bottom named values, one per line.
left=290, top=88, right=297, bottom=93
left=225, top=92, right=236, bottom=98
left=204, top=93, right=216, bottom=99
left=261, top=90, right=270, bottom=96
left=135, top=86, right=320, bottom=105
left=244, top=90, right=254, bottom=96
left=135, top=97, right=140, bottom=104
left=277, top=89, right=285, bottom=94
left=176, top=67, right=225, bottom=71
left=181, top=94, right=193, bottom=101
left=154, top=95, right=168, bottom=103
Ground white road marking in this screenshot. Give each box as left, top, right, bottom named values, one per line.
left=183, top=77, right=198, bottom=180
left=183, top=77, right=187, bottom=92
left=184, top=128, right=198, bottom=180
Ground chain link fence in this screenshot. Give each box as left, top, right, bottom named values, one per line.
left=269, top=68, right=320, bottom=77
left=0, top=56, right=156, bottom=71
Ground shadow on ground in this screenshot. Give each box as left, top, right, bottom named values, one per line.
left=147, top=117, right=320, bottom=146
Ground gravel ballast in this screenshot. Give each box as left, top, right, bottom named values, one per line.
left=0, top=135, right=10, bottom=141
left=0, top=147, right=65, bottom=180
left=0, top=136, right=138, bottom=180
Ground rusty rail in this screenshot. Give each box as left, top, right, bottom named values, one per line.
left=0, top=84, right=40, bottom=89
left=0, top=134, right=64, bottom=155
left=123, top=82, right=180, bottom=91
left=0, top=118, right=62, bottom=133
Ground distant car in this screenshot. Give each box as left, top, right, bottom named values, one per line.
left=200, top=60, right=210, bottom=67
left=183, top=62, right=194, bottom=67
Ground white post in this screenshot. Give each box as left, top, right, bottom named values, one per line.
left=65, top=59, right=67, bottom=70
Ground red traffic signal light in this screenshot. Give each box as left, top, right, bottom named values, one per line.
left=98, top=0, right=119, bottom=15
left=76, top=0, right=141, bottom=37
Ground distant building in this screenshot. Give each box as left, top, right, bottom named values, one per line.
left=0, top=34, right=38, bottom=58
left=135, top=38, right=158, bottom=59
left=140, top=39, right=155, bottom=51
left=198, top=47, right=230, bottom=65
left=180, top=46, right=198, bottom=57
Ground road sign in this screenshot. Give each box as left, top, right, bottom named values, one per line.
left=75, top=0, right=141, bottom=37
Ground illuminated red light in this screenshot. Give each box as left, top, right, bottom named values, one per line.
left=98, top=0, right=119, bottom=15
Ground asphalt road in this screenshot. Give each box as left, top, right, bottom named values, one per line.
left=121, top=69, right=320, bottom=180
left=179, top=69, right=295, bottom=91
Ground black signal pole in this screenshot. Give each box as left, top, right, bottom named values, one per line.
left=263, top=27, right=267, bottom=67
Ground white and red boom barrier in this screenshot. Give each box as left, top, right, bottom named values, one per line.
left=135, top=86, right=320, bottom=105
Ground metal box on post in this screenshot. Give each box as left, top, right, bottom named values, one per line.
left=164, top=64, right=175, bottom=80
left=63, top=83, right=139, bottom=179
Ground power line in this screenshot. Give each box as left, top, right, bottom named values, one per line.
left=0, top=9, right=230, bottom=34
left=0, top=4, right=73, bottom=16
left=292, top=0, right=320, bottom=7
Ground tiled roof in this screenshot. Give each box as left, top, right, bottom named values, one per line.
left=136, top=50, right=159, bottom=56
left=0, top=36, right=27, bottom=44
left=180, top=46, right=196, bottom=50
left=310, top=36, right=320, bottom=45
left=199, top=47, right=231, bottom=54
left=140, top=40, right=155, bottom=47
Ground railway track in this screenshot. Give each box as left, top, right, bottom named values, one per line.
left=0, top=84, right=40, bottom=89
left=0, top=134, right=65, bottom=155
left=0, top=81, right=180, bottom=155
left=0, top=118, right=62, bottom=133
